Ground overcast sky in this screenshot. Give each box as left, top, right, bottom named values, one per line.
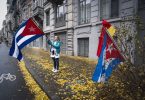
left=0, top=1, right=7, bottom=30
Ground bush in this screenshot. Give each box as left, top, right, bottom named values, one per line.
left=95, top=16, right=145, bottom=100
left=96, top=62, right=145, bottom=100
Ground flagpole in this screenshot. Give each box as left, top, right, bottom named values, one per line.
left=104, top=27, right=127, bottom=60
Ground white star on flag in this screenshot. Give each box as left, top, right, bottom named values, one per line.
left=106, top=43, right=116, bottom=54
left=29, top=26, right=36, bottom=32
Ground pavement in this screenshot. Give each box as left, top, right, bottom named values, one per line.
left=23, top=47, right=97, bottom=100
left=0, top=42, right=33, bottom=100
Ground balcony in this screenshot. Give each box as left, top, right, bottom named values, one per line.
left=33, top=6, right=44, bottom=18
left=32, top=6, right=44, bottom=28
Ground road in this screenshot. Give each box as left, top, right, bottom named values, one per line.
left=0, top=42, right=33, bottom=100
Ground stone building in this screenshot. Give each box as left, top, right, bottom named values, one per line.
left=42, top=0, right=144, bottom=62
left=73, top=0, right=139, bottom=61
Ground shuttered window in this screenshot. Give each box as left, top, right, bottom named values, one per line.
left=78, top=38, right=89, bottom=57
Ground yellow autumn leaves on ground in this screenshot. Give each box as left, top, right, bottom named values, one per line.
left=22, top=48, right=145, bottom=100
left=23, top=48, right=98, bottom=100
left=18, top=61, right=49, bottom=100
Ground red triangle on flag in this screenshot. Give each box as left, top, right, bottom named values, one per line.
left=106, top=33, right=124, bottom=60
left=21, top=18, right=44, bottom=36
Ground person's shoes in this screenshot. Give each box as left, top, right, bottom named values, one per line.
left=53, top=69, right=58, bottom=73
left=52, top=68, right=55, bottom=72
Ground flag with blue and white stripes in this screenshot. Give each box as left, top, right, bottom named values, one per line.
left=92, top=26, right=124, bottom=82
left=9, top=18, right=44, bottom=61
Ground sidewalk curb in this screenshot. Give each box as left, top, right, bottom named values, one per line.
left=24, top=58, right=61, bottom=100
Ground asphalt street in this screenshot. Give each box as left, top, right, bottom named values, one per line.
left=0, top=42, right=33, bottom=100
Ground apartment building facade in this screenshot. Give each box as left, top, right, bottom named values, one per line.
left=42, top=0, right=143, bottom=62
left=73, top=0, right=139, bottom=60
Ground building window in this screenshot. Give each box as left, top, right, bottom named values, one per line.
left=79, top=0, right=91, bottom=25
left=56, top=5, right=65, bottom=22
left=78, top=38, right=89, bottom=57
left=100, top=0, right=119, bottom=20
left=46, top=9, right=50, bottom=26
left=55, top=0, right=66, bottom=27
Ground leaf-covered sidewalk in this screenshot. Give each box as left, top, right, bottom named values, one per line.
left=23, top=48, right=98, bottom=100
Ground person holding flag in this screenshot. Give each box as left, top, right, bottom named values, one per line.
left=9, top=18, right=44, bottom=61
left=92, top=20, right=125, bottom=83
left=47, top=36, right=62, bottom=73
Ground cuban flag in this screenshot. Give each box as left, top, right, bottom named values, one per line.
left=9, top=18, right=44, bottom=61
left=92, top=26, right=124, bottom=82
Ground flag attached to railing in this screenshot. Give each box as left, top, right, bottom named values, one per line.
left=9, top=18, right=44, bottom=61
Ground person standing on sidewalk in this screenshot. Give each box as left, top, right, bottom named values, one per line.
left=47, top=36, right=62, bottom=72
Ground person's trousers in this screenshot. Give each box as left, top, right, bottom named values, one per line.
left=52, top=57, right=59, bottom=70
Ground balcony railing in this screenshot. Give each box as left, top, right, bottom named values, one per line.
left=33, top=6, right=44, bottom=17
